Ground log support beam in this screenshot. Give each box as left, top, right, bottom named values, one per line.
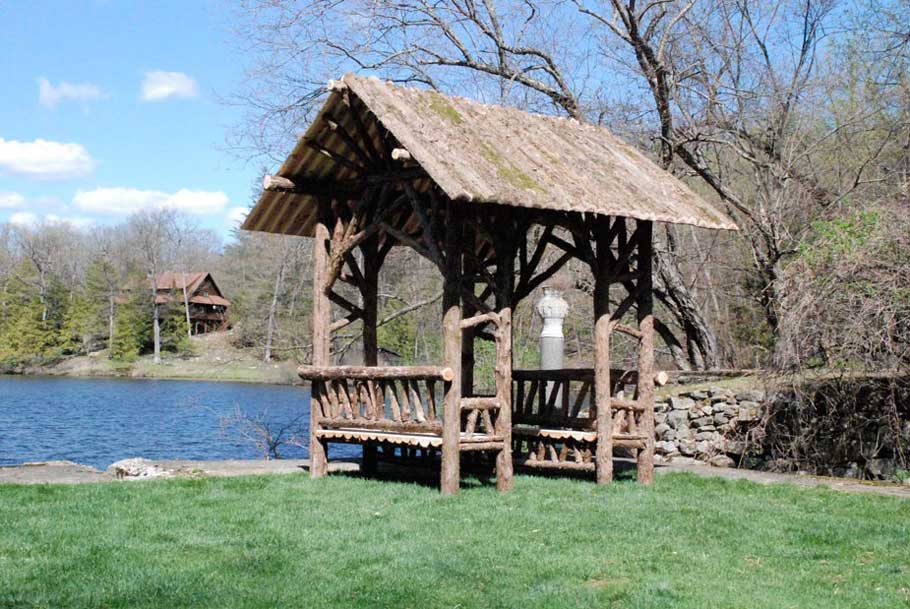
left=360, top=234, right=380, bottom=475
left=492, top=216, right=516, bottom=492
left=309, top=198, right=332, bottom=478
left=635, top=221, right=656, bottom=484
left=593, top=215, right=614, bottom=484
left=440, top=198, right=463, bottom=496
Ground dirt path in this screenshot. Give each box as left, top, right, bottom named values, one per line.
left=658, top=461, right=910, bottom=499
left=2, top=458, right=908, bottom=499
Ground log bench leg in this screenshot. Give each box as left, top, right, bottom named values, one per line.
left=310, top=385, right=328, bottom=478
left=310, top=436, right=328, bottom=478
left=362, top=443, right=378, bottom=475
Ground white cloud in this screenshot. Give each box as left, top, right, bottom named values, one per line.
left=0, top=192, right=25, bottom=208
left=226, top=206, right=249, bottom=227
left=45, top=214, right=94, bottom=229
left=0, top=138, right=95, bottom=180
left=38, top=77, right=107, bottom=109
left=9, top=212, right=38, bottom=226
left=73, top=187, right=229, bottom=215
left=140, top=71, right=198, bottom=101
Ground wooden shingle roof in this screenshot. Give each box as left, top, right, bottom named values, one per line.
left=242, top=74, right=737, bottom=235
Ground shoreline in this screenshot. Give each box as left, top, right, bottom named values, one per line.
left=2, top=458, right=907, bottom=498
left=0, top=369, right=304, bottom=386
left=1, top=367, right=304, bottom=386
left=1, top=352, right=304, bottom=387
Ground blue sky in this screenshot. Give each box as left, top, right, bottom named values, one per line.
left=0, top=1, right=255, bottom=237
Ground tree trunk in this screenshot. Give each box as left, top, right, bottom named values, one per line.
left=182, top=273, right=192, bottom=338
left=264, top=254, right=288, bottom=362
left=153, top=304, right=161, bottom=364
left=108, top=293, right=115, bottom=356
left=653, top=228, right=717, bottom=369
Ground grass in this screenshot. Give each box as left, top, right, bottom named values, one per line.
left=1, top=472, right=908, bottom=608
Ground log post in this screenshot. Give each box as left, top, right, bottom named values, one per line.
left=360, top=234, right=380, bottom=474
left=635, top=220, right=656, bottom=484
left=309, top=198, right=332, bottom=478
left=461, top=222, right=476, bottom=397
left=441, top=198, right=463, bottom=495
left=593, top=215, right=614, bottom=484
left=493, top=218, right=515, bottom=492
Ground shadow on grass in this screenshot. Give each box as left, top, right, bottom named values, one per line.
left=306, top=454, right=645, bottom=489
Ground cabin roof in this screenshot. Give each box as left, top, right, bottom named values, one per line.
left=151, top=272, right=230, bottom=307
left=153, top=272, right=208, bottom=293
left=242, top=73, right=737, bottom=236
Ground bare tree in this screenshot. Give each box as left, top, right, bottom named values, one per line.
left=219, top=405, right=308, bottom=460
left=128, top=209, right=179, bottom=364
left=575, top=0, right=899, bottom=355
left=263, top=237, right=306, bottom=362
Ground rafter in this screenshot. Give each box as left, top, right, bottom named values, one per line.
left=303, top=139, right=366, bottom=173
left=514, top=249, right=575, bottom=303
left=262, top=168, right=426, bottom=199
left=323, top=112, right=376, bottom=169
left=340, top=90, right=386, bottom=166
left=327, top=289, right=365, bottom=317
left=403, top=182, right=444, bottom=265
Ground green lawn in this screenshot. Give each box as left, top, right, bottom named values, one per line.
left=1, top=472, right=908, bottom=608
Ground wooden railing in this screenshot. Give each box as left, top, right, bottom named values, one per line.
left=511, top=368, right=641, bottom=430
left=298, top=366, right=453, bottom=434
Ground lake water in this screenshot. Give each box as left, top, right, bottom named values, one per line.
left=0, top=376, right=359, bottom=470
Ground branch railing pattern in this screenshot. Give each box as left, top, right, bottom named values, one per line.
left=511, top=368, right=653, bottom=470
left=299, top=366, right=453, bottom=435
left=511, top=368, right=640, bottom=429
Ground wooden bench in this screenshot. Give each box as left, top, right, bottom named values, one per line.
left=511, top=368, right=664, bottom=472
left=300, top=365, right=509, bottom=472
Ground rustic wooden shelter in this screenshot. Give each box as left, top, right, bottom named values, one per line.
left=153, top=272, right=230, bottom=334
left=242, top=74, right=737, bottom=494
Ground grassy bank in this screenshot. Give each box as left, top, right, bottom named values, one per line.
left=11, top=332, right=301, bottom=386
left=1, top=472, right=908, bottom=608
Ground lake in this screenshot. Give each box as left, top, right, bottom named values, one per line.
left=0, top=376, right=359, bottom=470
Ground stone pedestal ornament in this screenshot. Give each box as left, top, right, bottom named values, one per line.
left=537, top=287, right=569, bottom=399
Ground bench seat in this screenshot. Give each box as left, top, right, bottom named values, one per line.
left=512, top=424, right=648, bottom=449
left=316, top=427, right=500, bottom=448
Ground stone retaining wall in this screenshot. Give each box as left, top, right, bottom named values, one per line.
left=653, top=386, right=765, bottom=468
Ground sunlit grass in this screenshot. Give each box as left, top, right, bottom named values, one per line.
left=1, top=472, right=908, bottom=608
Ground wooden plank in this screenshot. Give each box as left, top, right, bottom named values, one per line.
left=298, top=365, right=455, bottom=382
left=460, top=397, right=503, bottom=410
left=318, top=417, right=442, bottom=434
left=458, top=441, right=506, bottom=452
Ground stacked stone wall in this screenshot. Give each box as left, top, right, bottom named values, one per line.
left=654, top=386, right=764, bottom=468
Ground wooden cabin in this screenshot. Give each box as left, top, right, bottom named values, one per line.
left=241, top=74, right=737, bottom=494
left=153, top=272, right=230, bottom=334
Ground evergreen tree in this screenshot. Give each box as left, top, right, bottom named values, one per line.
left=111, top=289, right=152, bottom=362
left=0, top=263, right=60, bottom=365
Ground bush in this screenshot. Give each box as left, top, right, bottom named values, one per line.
left=776, top=202, right=910, bottom=371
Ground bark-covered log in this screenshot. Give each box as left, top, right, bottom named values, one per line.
left=298, top=365, right=455, bottom=382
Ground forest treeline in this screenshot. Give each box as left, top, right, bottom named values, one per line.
left=1, top=0, right=908, bottom=377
